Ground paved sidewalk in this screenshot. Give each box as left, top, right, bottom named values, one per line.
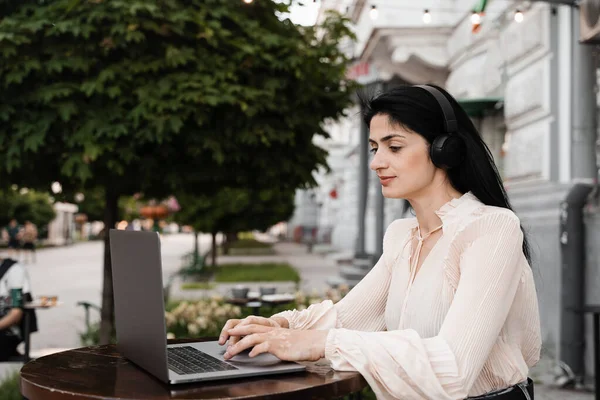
left=0, top=233, right=208, bottom=379
left=272, top=241, right=339, bottom=295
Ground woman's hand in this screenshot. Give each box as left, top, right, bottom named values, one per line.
left=218, top=316, right=289, bottom=346
left=223, top=324, right=329, bottom=362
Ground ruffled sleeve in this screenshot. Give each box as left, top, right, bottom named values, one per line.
left=324, top=211, right=527, bottom=400
left=271, top=218, right=414, bottom=331
left=270, top=299, right=340, bottom=330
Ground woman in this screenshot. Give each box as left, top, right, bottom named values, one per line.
left=219, top=84, right=541, bottom=400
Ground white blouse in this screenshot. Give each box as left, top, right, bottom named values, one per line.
left=0, top=261, right=30, bottom=336
left=273, top=192, right=542, bottom=400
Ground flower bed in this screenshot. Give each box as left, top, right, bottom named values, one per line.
left=79, top=286, right=350, bottom=345
left=165, top=286, right=349, bottom=339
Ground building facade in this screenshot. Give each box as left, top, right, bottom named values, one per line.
left=46, top=202, right=78, bottom=246
left=287, top=0, right=599, bottom=385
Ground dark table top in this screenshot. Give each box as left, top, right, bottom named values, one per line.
left=20, top=338, right=367, bottom=400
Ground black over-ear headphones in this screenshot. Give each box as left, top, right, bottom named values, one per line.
left=413, top=84, right=465, bottom=169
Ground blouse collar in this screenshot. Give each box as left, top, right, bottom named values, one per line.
left=434, top=191, right=480, bottom=221
left=407, top=191, right=481, bottom=231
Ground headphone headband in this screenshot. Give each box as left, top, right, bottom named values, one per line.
left=413, top=84, right=458, bottom=134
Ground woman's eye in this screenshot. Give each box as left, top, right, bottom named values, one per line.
left=369, top=148, right=377, bottom=154
left=390, top=146, right=402, bottom=152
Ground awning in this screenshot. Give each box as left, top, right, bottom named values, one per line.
left=458, top=97, right=503, bottom=117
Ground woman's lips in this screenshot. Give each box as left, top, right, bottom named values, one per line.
left=379, top=176, right=395, bottom=186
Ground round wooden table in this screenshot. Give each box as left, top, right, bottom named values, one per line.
left=20, top=338, right=368, bottom=400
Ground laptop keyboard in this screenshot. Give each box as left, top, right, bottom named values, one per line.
left=167, top=346, right=239, bottom=375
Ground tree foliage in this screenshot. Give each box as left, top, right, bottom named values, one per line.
left=0, top=0, right=356, bottom=343
left=0, top=188, right=56, bottom=228
left=174, top=188, right=293, bottom=233
left=173, top=187, right=295, bottom=265
left=0, top=0, right=355, bottom=195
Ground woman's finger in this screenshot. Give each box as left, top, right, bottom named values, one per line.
left=248, top=341, right=271, bottom=358
left=221, top=315, right=278, bottom=347
left=228, top=334, right=243, bottom=347
left=228, top=324, right=275, bottom=337
left=218, top=319, right=240, bottom=345
left=226, top=317, right=254, bottom=346
left=241, top=315, right=270, bottom=327
left=224, top=333, right=265, bottom=359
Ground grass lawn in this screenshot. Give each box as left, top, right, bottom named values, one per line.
left=215, top=262, right=300, bottom=283
left=181, top=282, right=217, bottom=290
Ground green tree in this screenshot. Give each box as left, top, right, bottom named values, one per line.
left=0, top=0, right=356, bottom=343
left=0, top=187, right=56, bottom=229
left=173, top=189, right=244, bottom=267
left=215, top=187, right=295, bottom=257
left=174, top=187, right=294, bottom=266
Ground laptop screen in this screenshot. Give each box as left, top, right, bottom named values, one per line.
left=110, top=229, right=170, bottom=383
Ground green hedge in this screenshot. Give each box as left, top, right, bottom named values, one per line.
left=0, top=371, right=20, bottom=400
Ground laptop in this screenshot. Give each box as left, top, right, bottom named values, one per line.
left=109, top=229, right=306, bottom=384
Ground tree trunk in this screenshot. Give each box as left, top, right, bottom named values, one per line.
left=193, top=231, right=199, bottom=266
left=223, top=232, right=236, bottom=255
left=222, top=232, right=229, bottom=256
left=99, top=189, right=119, bottom=345
left=211, top=231, right=217, bottom=266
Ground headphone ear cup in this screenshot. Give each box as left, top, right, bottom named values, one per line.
left=430, top=135, right=465, bottom=169
left=429, top=135, right=446, bottom=168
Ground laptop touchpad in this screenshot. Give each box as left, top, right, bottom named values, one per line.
left=224, top=349, right=282, bottom=367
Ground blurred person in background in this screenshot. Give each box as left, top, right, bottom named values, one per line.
left=3, top=219, right=22, bottom=261
left=21, top=221, right=38, bottom=264
left=0, top=255, right=31, bottom=360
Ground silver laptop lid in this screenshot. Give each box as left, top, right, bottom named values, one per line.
left=110, top=229, right=169, bottom=383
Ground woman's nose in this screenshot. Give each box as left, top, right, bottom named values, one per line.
left=370, top=151, right=387, bottom=171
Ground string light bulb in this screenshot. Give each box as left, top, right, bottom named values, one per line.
left=470, top=11, right=481, bottom=25
left=243, top=0, right=253, bottom=3
left=423, top=9, right=431, bottom=24
left=514, top=9, right=524, bottom=23
left=369, top=5, right=378, bottom=20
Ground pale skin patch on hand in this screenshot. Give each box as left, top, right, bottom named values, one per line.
left=223, top=327, right=328, bottom=362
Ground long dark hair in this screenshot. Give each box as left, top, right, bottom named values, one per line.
left=361, top=84, right=532, bottom=264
